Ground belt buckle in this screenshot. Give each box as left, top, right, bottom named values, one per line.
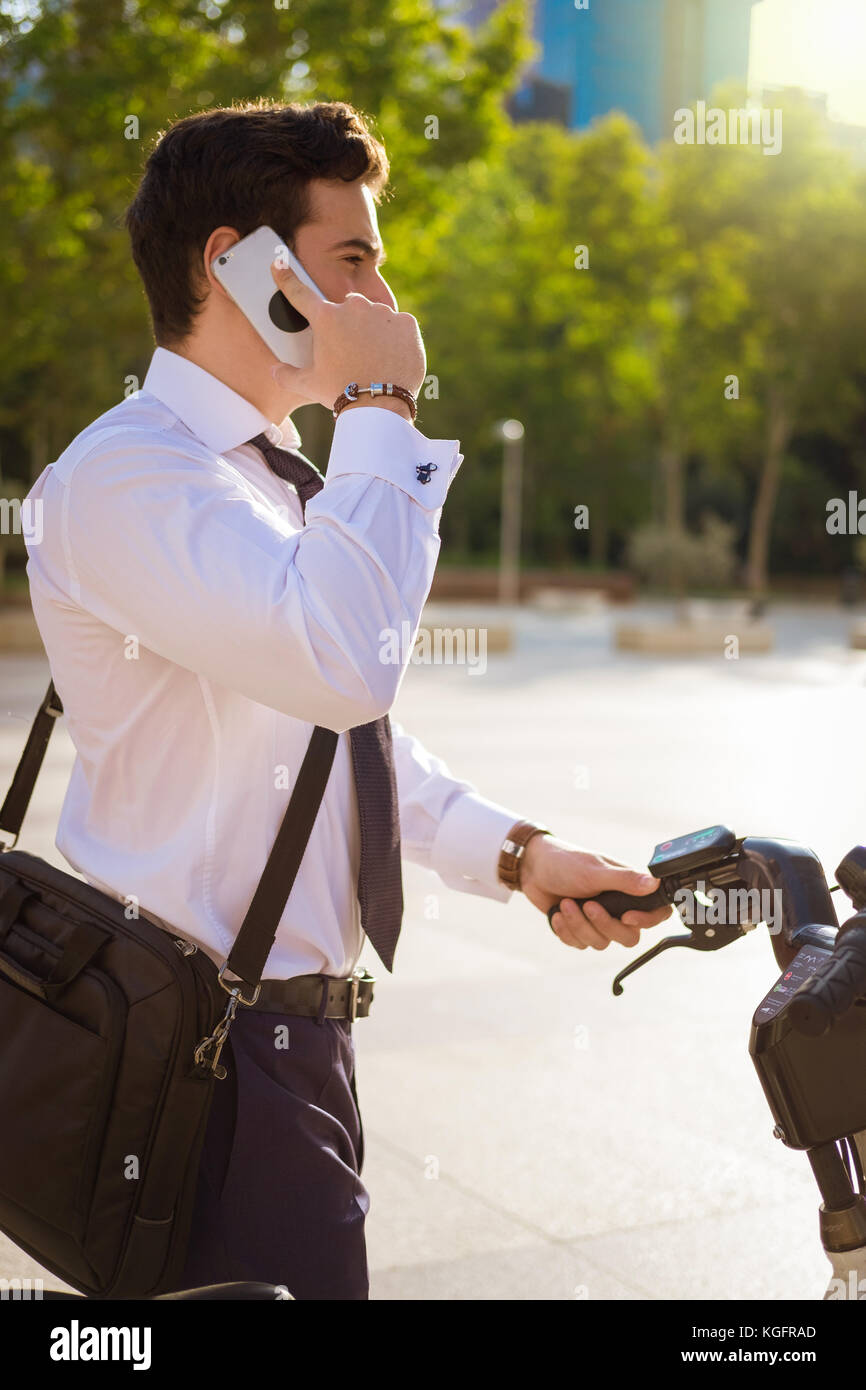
left=347, top=967, right=375, bottom=1021
left=347, top=971, right=360, bottom=1022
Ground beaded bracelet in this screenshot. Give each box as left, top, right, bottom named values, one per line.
left=332, top=382, right=418, bottom=422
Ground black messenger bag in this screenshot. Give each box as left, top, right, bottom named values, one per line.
left=0, top=681, right=338, bottom=1298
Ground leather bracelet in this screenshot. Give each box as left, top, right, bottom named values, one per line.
left=332, top=382, right=417, bottom=422
left=497, top=820, right=551, bottom=891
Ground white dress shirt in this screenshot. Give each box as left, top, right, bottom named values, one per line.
left=23, top=347, right=522, bottom=979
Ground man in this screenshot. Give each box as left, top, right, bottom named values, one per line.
left=24, top=99, right=669, bottom=1300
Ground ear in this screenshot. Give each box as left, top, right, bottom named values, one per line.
left=202, top=226, right=241, bottom=292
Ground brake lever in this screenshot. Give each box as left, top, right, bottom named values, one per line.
left=611, top=917, right=747, bottom=995
left=611, top=933, right=693, bottom=995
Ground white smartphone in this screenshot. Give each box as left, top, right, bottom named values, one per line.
left=210, top=224, right=326, bottom=367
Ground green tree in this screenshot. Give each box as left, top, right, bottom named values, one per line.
left=0, top=0, right=531, bottom=481
left=390, top=114, right=665, bottom=568
left=661, top=85, right=866, bottom=596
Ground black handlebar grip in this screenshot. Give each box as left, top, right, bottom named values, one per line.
left=787, top=920, right=866, bottom=1037
left=547, top=886, right=668, bottom=928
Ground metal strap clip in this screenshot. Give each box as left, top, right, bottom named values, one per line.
left=194, top=961, right=262, bottom=1078
left=194, top=993, right=239, bottom=1080
left=217, top=960, right=261, bottom=1006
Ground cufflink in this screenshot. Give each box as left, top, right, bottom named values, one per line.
left=416, top=462, right=438, bottom=485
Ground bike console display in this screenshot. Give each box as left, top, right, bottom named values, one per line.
left=647, top=825, right=737, bottom=878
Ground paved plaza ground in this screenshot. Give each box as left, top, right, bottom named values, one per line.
left=2, top=599, right=865, bottom=1300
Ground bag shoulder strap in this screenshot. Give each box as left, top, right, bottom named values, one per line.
left=0, top=682, right=63, bottom=845
left=0, top=682, right=338, bottom=988
left=227, top=724, right=337, bottom=986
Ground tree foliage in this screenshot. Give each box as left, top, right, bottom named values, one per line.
left=2, top=3, right=865, bottom=593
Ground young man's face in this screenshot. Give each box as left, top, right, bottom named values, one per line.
left=290, top=177, right=396, bottom=312
left=193, top=175, right=397, bottom=419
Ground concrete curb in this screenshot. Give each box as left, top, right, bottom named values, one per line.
left=615, top=621, right=773, bottom=653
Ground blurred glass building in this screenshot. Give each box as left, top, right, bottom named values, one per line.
left=457, top=0, right=757, bottom=141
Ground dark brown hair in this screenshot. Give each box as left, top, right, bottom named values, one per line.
left=124, top=99, right=389, bottom=345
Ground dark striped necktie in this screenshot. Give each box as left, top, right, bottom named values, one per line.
left=247, top=432, right=404, bottom=973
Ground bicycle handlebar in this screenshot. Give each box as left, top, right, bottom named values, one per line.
left=544, top=831, right=866, bottom=1028
left=737, top=836, right=838, bottom=945
left=546, top=835, right=839, bottom=945
left=546, top=886, right=670, bottom=925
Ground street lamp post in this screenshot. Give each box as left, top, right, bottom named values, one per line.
left=496, top=418, right=525, bottom=605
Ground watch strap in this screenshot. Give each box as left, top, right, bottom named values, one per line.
left=498, top=820, right=551, bottom=890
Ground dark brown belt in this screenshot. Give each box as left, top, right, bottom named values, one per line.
left=247, top=968, right=375, bottom=1021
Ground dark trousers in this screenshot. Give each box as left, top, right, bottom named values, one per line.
left=177, top=1008, right=370, bottom=1300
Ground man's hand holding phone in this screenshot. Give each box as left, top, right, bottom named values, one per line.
left=269, top=261, right=426, bottom=419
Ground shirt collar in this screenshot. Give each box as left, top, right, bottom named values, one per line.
left=141, top=346, right=303, bottom=454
